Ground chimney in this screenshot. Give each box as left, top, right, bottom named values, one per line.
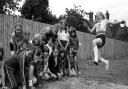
left=105, top=10, right=110, bottom=20
left=89, top=11, right=93, bottom=22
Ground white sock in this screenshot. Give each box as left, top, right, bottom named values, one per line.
left=29, top=80, right=33, bottom=87
left=93, top=46, right=99, bottom=62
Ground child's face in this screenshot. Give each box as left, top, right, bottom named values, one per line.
left=43, top=52, right=49, bottom=58
left=48, top=39, right=53, bottom=46
left=71, top=32, right=76, bottom=37
left=26, top=50, right=34, bottom=59
left=96, top=14, right=103, bottom=22
left=34, top=39, right=40, bottom=46
left=60, top=52, right=65, bottom=57
left=53, top=49, right=59, bottom=57
left=15, top=26, right=22, bottom=35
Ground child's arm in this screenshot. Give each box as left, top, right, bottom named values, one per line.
left=19, top=53, right=26, bottom=89
left=87, top=24, right=96, bottom=33
left=58, top=39, right=63, bottom=48
left=83, top=21, right=96, bottom=33
left=109, top=20, right=125, bottom=25
left=43, top=57, right=49, bottom=72
left=65, top=32, right=70, bottom=50
left=76, top=38, right=79, bottom=51
left=65, top=39, right=69, bottom=50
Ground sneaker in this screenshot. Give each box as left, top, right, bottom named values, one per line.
left=105, top=60, right=109, bottom=72
left=78, top=72, right=82, bottom=75
left=94, top=61, right=98, bottom=65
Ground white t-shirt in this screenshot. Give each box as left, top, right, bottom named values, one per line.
left=57, top=30, right=69, bottom=41
left=95, top=19, right=109, bottom=33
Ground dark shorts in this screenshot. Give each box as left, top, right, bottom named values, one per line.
left=96, top=34, right=106, bottom=48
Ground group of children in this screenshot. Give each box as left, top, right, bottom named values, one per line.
left=0, top=19, right=80, bottom=89
left=0, top=11, right=125, bottom=89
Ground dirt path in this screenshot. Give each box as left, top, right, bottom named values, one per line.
left=35, top=57, right=128, bottom=89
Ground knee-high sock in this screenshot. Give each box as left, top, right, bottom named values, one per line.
left=93, top=46, right=99, bottom=62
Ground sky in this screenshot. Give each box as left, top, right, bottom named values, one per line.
left=49, top=0, right=128, bottom=22
left=17, top=0, right=128, bottom=24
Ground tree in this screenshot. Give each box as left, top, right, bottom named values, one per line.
left=115, top=27, right=128, bottom=41
left=58, top=5, right=91, bottom=33
left=21, top=0, right=58, bottom=24
left=0, top=0, right=21, bottom=15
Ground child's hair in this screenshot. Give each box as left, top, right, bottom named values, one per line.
left=43, top=45, right=49, bottom=53
left=32, top=33, right=41, bottom=46
left=15, top=23, right=22, bottom=29
left=70, top=30, right=77, bottom=38
left=96, top=11, right=105, bottom=19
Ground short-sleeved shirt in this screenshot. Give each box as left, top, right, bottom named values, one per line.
left=10, top=32, right=24, bottom=52
left=69, top=37, right=79, bottom=50
left=57, top=30, right=69, bottom=41
left=95, top=19, right=109, bottom=34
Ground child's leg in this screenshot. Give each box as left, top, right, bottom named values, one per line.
left=98, top=48, right=109, bottom=71
left=4, top=66, right=18, bottom=89
left=74, top=56, right=79, bottom=75
left=92, top=38, right=102, bottom=65
left=28, top=65, right=35, bottom=87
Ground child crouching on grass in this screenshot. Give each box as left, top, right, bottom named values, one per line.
left=48, top=48, right=61, bottom=80
left=85, top=11, right=125, bottom=71
left=4, top=45, right=35, bottom=89
left=28, top=47, right=43, bottom=89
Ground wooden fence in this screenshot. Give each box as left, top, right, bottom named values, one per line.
left=0, top=15, right=128, bottom=61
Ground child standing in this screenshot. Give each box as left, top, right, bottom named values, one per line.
left=86, top=11, right=125, bottom=71
left=69, top=28, right=80, bottom=75
left=57, top=20, right=70, bottom=51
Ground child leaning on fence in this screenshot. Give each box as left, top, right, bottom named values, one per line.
left=85, top=11, right=125, bottom=71
left=10, top=23, right=24, bottom=55
left=69, top=28, right=80, bottom=75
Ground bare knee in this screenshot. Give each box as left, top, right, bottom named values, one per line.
left=92, top=39, right=97, bottom=47
left=29, top=65, right=34, bottom=72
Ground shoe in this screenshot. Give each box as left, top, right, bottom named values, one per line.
left=94, top=61, right=98, bottom=65
left=105, top=60, right=109, bottom=72
left=78, top=71, right=82, bottom=75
